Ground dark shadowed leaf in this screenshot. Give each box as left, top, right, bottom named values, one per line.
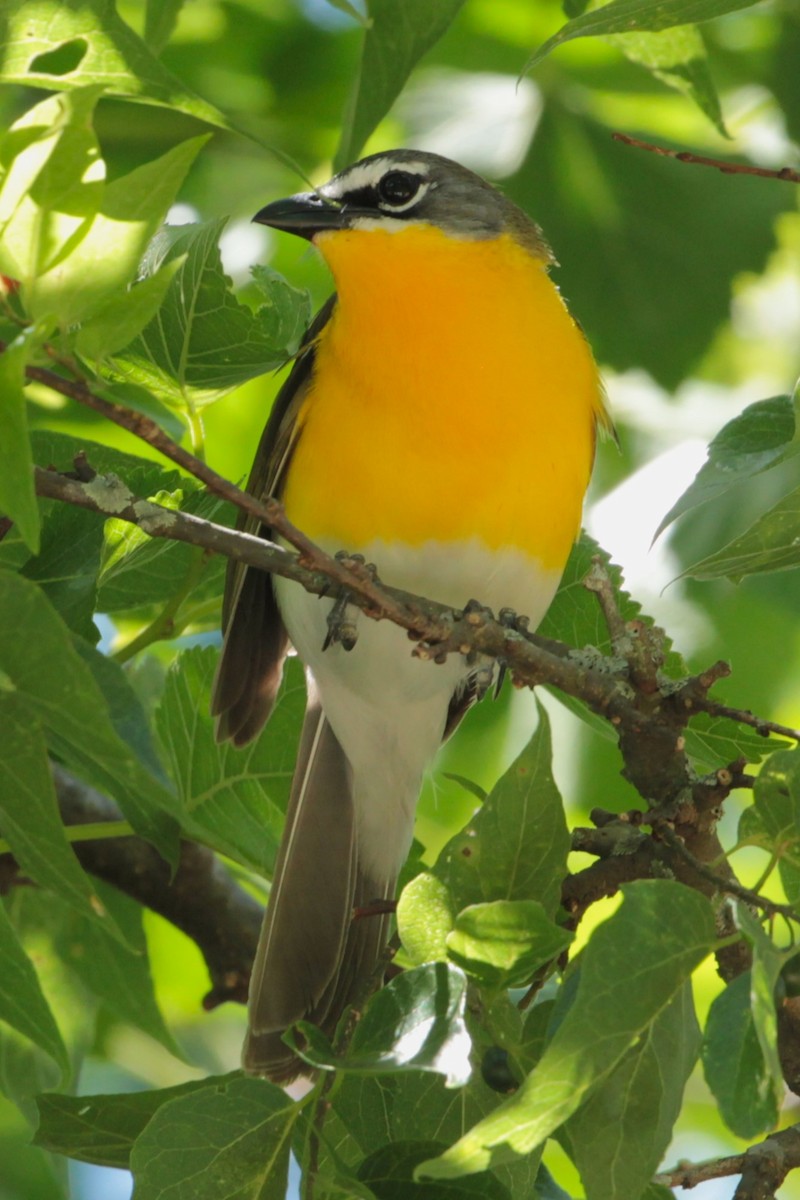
left=130, top=1075, right=296, bottom=1200
left=702, top=972, right=779, bottom=1137
left=0, top=901, right=68, bottom=1082
left=34, top=1074, right=239, bottom=1168
left=358, top=1140, right=510, bottom=1199
left=337, top=0, right=467, bottom=167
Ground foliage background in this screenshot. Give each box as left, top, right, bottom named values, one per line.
left=1, top=0, right=800, bottom=1197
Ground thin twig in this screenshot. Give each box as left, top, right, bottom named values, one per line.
left=612, top=132, right=800, bottom=184
left=690, top=697, right=800, bottom=743
left=656, top=823, right=799, bottom=920
left=655, top=1125, right=800, bottom=1195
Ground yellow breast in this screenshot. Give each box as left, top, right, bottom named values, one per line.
left=281, top=224, right=604, bottom=572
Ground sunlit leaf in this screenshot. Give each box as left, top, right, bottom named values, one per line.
left=527, top=0, right=763, bottom=70
left=0, top=331, right=39, bottom=552
left=446, top=901, right=573, bottom=990
left=566, top=982, right=700, bottom=1200
left=608, top=27, right=726, bottom=135
left=294, top=963, right=472, bottom=1088
left=0, top=0, right=232, bottom=129
left=397, top=871, right=455, bottom=965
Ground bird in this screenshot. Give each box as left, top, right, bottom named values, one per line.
left=211, top=149, right=610, bottom=1080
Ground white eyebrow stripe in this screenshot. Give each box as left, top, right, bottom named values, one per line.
left=322, top=158, right=430, bottom=200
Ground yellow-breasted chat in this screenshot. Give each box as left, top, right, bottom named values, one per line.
left=211, top=149, right=609, bottom=1080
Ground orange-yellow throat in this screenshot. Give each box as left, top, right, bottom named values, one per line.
left=282, top=224, right=605, bottom=570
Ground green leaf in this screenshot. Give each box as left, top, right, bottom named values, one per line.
left=73, top=639, right=167, bottom=780
left=542, top=534, right=681, bottom=675
left=435, top=703, right=569, bottom=918
left=29, top=134, right=209, bottom=325
left=446, top=902, right=573, bottom=990
left=105, top=220, right=310, bottom=410
left=326, top=1067, right=541, bottom=1200
left=566, top=982, right=700, bottom=1200
left=155, top=647, right=303, bottom=873
left=682, top=711, right=781, bottom=771
left=21, top=499, right=105, bottom=642
left=733, top=903, right=785, bottom=1111
left=656, top=397, right=796, bottom=540
left=54, top=882, right=182, bottom=1059
left=34, top=1074, right=240, bottom=1168
left=738, top=747, right=800, bottom=903
left=144, top=0, right=186, bottom=54
left=336, top=0, right=467, bottom=168
left=0, top=331, right=39, bottom=552
left=702, top=972, right=780, bottom=1138
left=527, top=0, right=762, bottom=70
left=0, top=696, right=119, bottom=932
left=0, top=573, right=179, bottom=862
left=0, top=900, right=68, bottom=1081
left=418, top=881, right=715, bottom=1179
left=682, top=482, right=800, bottom=582
left=129, top=1075, right=296, bottom=1200
left=0, top=88, right=104, bottom=296
left=397, top=871, right=455, bottom=965
left=74, top=254, right=185, bottom=359
left=294, top=963, right=472, bottom=1088
left=0, top=0, right=232, bottom=130
left=608, top=27, right=726, bottom=136
left=507, top=108, right=791, bottom=389
left=357, top=1141, right=510, bottom=1199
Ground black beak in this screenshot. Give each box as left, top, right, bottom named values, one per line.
left=252, top=192, right=347, bottom=240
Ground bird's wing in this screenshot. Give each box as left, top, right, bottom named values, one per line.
left=212, top=296, right=336, bottom=744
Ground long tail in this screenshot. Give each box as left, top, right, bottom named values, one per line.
left=243, top=683, right=398, bottom=1080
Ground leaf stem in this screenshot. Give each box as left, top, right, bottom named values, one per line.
left=0, top=820, right=134, bottom=857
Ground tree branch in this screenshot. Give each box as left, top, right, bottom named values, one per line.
left=655, top=1126, right=800, bottom=1197
left=612, top=132, right=800, bottom=185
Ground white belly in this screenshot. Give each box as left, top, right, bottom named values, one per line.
left=274, top=537, right=558, bottom=880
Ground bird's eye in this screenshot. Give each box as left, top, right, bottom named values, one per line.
left=377, top=171, right=421, bottom=208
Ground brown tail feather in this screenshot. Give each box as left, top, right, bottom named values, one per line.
left=243, top=683, right=394, bottom=1080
